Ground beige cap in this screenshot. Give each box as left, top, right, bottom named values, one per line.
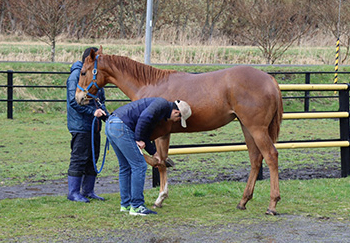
left=175, top=100, right=192, bottom=128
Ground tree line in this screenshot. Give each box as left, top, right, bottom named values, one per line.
left=0, top=0, right=349, bottom=64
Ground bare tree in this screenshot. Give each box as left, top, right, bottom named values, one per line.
left=315, top=0, right=350, bottom=63
left=154, top=0, right=202, bottom=43
left=9, top=0, right=80, bottom=62
left=0, top=0, right=18, bottom=34
left=9, top=0, right=115, bottom=61
left=201, top=0, right=228, bottom=42
left=151, top=0, right=165, bottom=36
left=69, top=0, right=118, bottom=40
left=229, top=0, right=313, bottom=64
left=157, top=0, right=190, bottom=42
left=0, top=0, right=6, bottom=33
left=115, top=0, right=148, bottom=39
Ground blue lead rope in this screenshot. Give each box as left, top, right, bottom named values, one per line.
left=91, top=116, right=109, bottom=174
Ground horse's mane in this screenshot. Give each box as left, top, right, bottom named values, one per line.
left=107, top=55, right=178, bottom=85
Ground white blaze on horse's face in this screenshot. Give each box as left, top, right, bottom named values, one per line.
left=75, top=91, right=91, bottom=105
left=75, top=64, right=95, bottom=105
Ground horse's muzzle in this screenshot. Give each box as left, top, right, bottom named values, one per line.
left=75, top=92, right=91, bottom=106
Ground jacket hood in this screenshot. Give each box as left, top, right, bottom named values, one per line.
left=70, top=61, right=83, bottom=73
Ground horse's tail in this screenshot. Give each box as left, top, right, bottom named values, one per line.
left=268, top=76, right=283, bottom=143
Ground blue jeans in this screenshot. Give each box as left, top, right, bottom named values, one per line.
left=105, top=115, right=147, bottom=208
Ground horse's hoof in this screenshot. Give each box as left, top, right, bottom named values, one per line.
left=153, top=204, right=162, bottom=209
left=165, top=158, right=175, bottom=168
left=236, top=204, right=246, bottom=210
left=265, top=209, right=279, bottom=215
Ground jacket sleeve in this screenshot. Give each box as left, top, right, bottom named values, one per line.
left=134, top=112, right=157, bottom=155
left=144, top=140, right=157, bottom=155
left=134, top=99, right=168, bottom=155
left=67, top=68, right=96, bottom=116
left=98, top=88, right=110, bottom=120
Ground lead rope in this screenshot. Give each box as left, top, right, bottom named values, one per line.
left=91, top=116, right=109, bottom=174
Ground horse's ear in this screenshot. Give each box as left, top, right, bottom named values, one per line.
left=89, top=48, right=96, bottom=60
left=97, top=45, right=103, bottom=55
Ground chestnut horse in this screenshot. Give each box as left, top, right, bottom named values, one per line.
left=75, top=47, right=283, bottom=215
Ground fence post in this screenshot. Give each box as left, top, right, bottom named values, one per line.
left=7, top=70, right=13, bottom=119
left=304, top=72, right=310, bottom=112
left=339, top=85, right=350, bottom=177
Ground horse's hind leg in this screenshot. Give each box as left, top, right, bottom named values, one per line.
left=237, top=126, right=263, bottom=210
left=249, top=129, right=280, bottom=215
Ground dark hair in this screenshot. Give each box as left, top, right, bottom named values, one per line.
left=82, top=47, right=98, bottom=63
left=173, top=102, right=179, bottom=110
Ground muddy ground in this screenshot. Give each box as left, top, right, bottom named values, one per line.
left=2, top=163, right=350, bottom=243
left=0, top=162, right=342, bottom=200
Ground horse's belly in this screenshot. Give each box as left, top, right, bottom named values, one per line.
left=172, top=112, right=236, bottom=133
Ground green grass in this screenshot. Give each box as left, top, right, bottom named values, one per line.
left=1, top=178, right=349, bottom=241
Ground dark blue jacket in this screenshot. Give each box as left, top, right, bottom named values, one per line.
left=113, top=97, right=173, bottom=155
left=66, top=61, right=108, bottom=133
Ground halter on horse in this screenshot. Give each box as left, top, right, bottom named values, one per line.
left=75, top=46, right=283, bottom=215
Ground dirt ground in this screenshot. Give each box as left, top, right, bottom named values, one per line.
left=0, top=162, right=342, bottom=200
left=2, top=164, right=350, bottom=243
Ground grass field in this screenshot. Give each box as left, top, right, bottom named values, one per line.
left=1, top=42, right=350, bottom=241
left=1, top=176, right=350, bottom=241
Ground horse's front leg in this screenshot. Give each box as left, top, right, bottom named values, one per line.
left=143, top=154, right=169, bottom=207
left=154, top=165, right=168, bottom=208
left=153, top=134, right=171, bottom=208
left=144, top=154, right=159, bottom=167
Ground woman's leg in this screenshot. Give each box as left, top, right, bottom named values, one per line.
left=106, top=117, right=131, bottom=207
left=116, top=125, right=148, bottom=208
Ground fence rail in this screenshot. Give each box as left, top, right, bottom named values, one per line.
left=1, top=70, right=350, bottom=119
left=1, top=70, right=350, bottom=181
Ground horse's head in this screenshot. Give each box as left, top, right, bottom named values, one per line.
left=75, top=46, right=105, bottom=105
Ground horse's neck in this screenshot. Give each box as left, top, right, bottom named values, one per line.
left=106, top=75, right=139, bottom=101
left=105, top=55, right=177, bottom=100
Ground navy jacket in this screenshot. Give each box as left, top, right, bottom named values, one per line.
left=113, top=97, right=173, bottom=155
left=66, top=61, right=108, bottom=133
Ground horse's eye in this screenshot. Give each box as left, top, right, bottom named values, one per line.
left=81, top=72, right=86, bottom=76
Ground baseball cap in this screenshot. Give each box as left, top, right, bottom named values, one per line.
left=174, top=100, right=192, bottom=128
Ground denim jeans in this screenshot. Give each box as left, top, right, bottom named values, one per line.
left=105, top=115, right=148, bottom=208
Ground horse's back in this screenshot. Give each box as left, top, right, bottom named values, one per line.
left=172, top=65, right=275, bottom=90
left=138, top=65, right=281, bottom=133
left=174, top=66, right=280, bottom=108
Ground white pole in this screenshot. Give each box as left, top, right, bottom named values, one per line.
left=144, top=0, right=153, bottom=65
